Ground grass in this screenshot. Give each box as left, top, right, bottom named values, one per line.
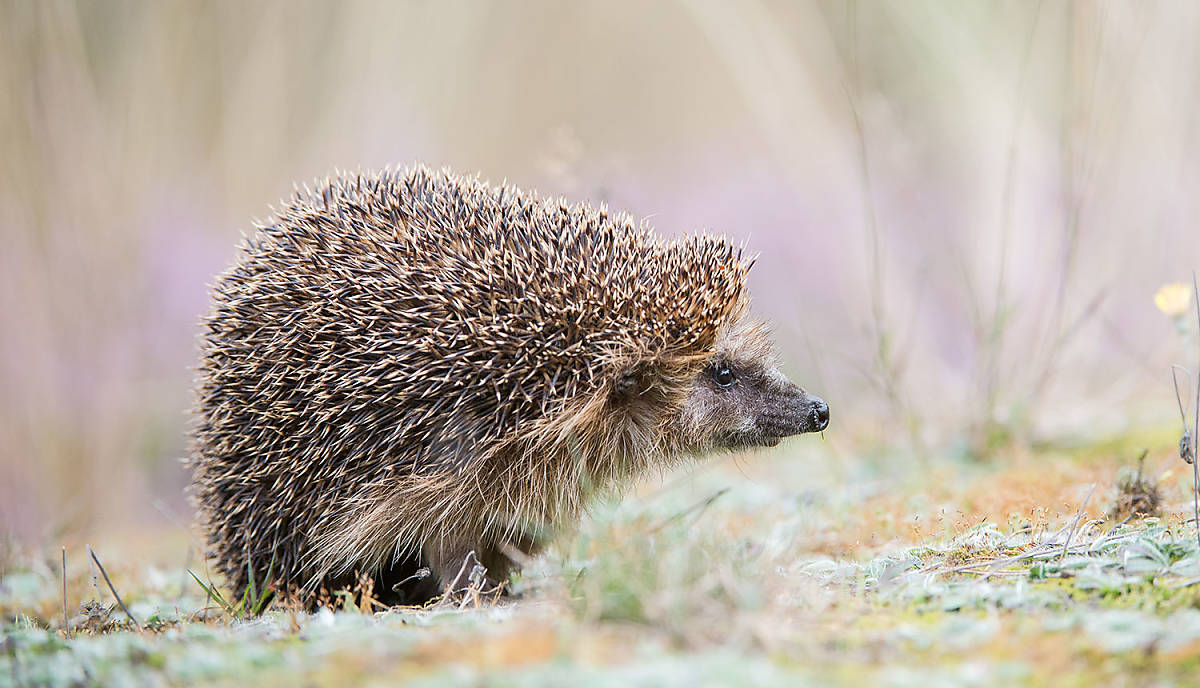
left=4, top=434, right=1200, bottom=687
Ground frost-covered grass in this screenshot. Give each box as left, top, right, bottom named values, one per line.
left=5, top=436, right=1200, bottom=687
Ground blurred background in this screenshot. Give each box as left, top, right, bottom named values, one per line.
left=2, top=1, right=1198, bottom=546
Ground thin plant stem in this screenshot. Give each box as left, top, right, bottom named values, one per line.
left=61, top=547, right=69, bottom=639
left=1191, top=271, right=1200, bottom=548
left=1059, top=483, right=1097, bottom=562
left=88, top=545, right=139, bottom=627
left=1171, top=365, right=1192, bottom=428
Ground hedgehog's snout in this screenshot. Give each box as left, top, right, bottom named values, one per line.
left=766, top=386, right=829, bottom=437
left=807, top=395, right=830, bottom=432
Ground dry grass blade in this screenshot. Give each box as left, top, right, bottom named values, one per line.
left=1192, top=271, right=1200, bottom=547
left=88, top=545, right=139, bottom=627
left=61, top=546, right=69, bottom=638
left=647, top=488, right=730, bottom=534
left=899, top=488, right=1142, bottom=583
left=1170, top=365, right=1192, bottom=462
left=904, top=515, right=1149, bottom=583
left=1059, top=484, right=1097, bottom=562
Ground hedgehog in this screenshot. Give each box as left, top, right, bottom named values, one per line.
left=189, top=165, right=829, bottom=606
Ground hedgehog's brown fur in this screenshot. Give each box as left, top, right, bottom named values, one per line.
left=190, top=165, right=821, bottom=607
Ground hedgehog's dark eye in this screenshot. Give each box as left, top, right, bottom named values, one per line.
left=711, top=363, right=736, bottom=388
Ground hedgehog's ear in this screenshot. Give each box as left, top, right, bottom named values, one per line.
left=611, top=362, right=655, bottom=405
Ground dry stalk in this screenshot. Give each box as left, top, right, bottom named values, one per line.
left=1191, top=271, right=1200, bottom=547
left=61, top=547, right=69, bottom=638
left=87, top=545, right=139, bottom=627
left=1059, top=484, right=1097, bottom=562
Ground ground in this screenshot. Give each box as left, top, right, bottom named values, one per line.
left=4, top=428, right=1200, bottom=687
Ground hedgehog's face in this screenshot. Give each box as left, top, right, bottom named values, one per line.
left=672, top=321, right=829, bottom=453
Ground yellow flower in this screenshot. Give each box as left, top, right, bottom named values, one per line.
left=1155, top=282, right=1192, bottom=318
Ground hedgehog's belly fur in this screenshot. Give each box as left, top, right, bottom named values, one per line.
left=195, top=454, right=563, bottom=606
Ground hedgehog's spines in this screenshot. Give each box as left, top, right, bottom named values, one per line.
left=192, top=165, right=752, bottom=604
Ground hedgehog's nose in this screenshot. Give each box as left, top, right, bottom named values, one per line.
left=809, top=396, right=830, bottom=431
